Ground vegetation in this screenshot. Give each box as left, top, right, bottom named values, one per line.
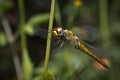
left=0, top=0, right=120, bottom=80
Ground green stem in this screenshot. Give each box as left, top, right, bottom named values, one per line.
left=18, top=0, right=32, bottom=80
left=18, top=0, right=27, bottom=51
left=43, top=0, right=55, bottom=74
left=99, top=0, right=110, bottom=49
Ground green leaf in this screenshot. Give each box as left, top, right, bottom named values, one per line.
left=42, top=73, right=55, bottom=80
left=0, top=0, right=13, bottom=14
left=27, top=13, right=50, bottom=25
left=24, top=24, right=34, bottom=35
left=24, top=13, right=50, bottom=36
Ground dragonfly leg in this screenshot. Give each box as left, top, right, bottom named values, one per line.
left=53, top=40, right=64, bottom=53
left=56, top=41, right=64, bottom=53
left=59, top=42, right=64, bottom=50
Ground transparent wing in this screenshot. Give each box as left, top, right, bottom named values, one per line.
left=82, top=41, right=106, bottom=57
left=71, top=25, right=96, bottom=42
left=34, top=27, right=48, bottom=39
left=34, top=27, right=64, bottom=53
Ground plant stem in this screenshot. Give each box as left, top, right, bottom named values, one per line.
left=18, top=0, right=30, bottom=79
left=99, top=0, right=110, bottom=49
left=43, top=0, right=55, bottom=74
left=2, top=16, right=23, bottom=80
left=18, top=0, right=27, bottom=51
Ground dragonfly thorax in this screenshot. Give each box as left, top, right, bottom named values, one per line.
left=63, top=29, right=81, bottom=48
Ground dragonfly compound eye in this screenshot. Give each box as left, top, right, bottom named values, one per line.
left=53, top=26, right=64, bottom=37
left=53, top=30, right=58, bottom=36
left=59, top=31, right=64, bottom=36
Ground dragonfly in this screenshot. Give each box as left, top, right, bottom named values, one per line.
left=52, top=26, right=110, bottom=69
left=35, top=26, right=110, bottom=69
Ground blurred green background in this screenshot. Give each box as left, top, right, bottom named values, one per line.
left=0, top=0, right=120, bottom=80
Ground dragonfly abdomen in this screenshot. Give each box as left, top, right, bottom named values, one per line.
left=79, top=42, right=110, bottom=69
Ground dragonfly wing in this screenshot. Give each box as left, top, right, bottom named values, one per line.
left=51, top=40, right=64, bottom=53
left=82, top=41, right=106, bottom=57
left=34, top=27, right=48, bottom=39
left=34, top=27, right=64, bottom=53
left=72, top=25, right=96, bottom=42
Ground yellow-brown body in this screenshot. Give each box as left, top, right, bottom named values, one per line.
left=53, top=27, right=110, bottom=69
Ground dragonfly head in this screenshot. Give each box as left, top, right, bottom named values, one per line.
left=52, top=26, right=64, bottom=37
